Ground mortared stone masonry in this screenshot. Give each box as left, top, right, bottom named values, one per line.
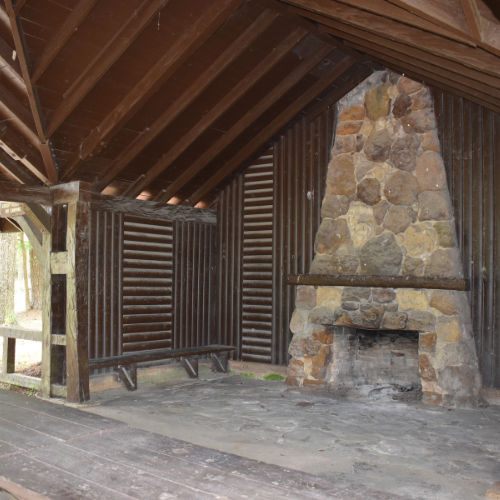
left=286, top=71, right=483, bottom=407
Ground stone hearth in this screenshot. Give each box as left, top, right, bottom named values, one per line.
left=286, top=71, right=482, bottom=407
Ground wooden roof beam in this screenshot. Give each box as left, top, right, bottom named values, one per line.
left=45, top=0, right=168, bottom=139
left=0, top=180, right=52, bottom=204
left=0, top=147, right=39, bottom=184
left=460, top=0, right=483, bottom=41
left=31, top=0, right=100, bottom=84
left=0, top=36, right=22, bottom=81
left=257, top=0, right=362, bottom=59
left=0, top=124, right=48, bottom=184
left=124, top=27, right=315, bottom=199
left=92, top=9, right=280, bottom=193
left=282, top=0, right=500, bottom=80
left=60, top=0, right=245, bottom=182
left=0, top=81, right=38, bottom=147
left=156, top=54, right=356, bottom=203
left=13, top=0, right=27, bottom=16
left=185, top=59, right=367, bottom=206
left=4, top=0, right=58, bottom=182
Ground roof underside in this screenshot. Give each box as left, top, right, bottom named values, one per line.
left=0, top=0, right=498, bottom=207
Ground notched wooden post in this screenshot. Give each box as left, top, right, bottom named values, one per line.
left=53, top=181, right=91, bottom=403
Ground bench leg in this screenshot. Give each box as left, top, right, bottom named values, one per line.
left=181, top=356, right=198, bottom=379
left=212, top=352, right=228, bottom=373
left=118, top=364, right=137, bottom=391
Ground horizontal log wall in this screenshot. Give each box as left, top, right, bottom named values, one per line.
left=433, top=88, right=500, bottom=389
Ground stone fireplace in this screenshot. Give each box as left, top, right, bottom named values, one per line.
left=286, top=71, right=482, bottom=407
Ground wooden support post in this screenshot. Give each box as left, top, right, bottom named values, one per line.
left=55, top=181, right=91, bottom=403
left=40, top=231, right=52, bottom=398
left=2, top=337, right=15, bottom=373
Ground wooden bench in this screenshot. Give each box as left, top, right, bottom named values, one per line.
left=88, top=344, right=235, bottom=390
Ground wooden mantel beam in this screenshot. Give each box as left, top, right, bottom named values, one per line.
left=60, top=0, right=244, bottom=182
left=92, top=9, right=280, bottom=193
left=287, top=274, right=469, bottom=291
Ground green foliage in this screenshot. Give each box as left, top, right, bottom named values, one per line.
left=28, top=386, right=37, bottom=396
left=4, top=311, right=16, bottom=325
left=238, top=372, right=255, bottom=378
left=263, top=374, right=285, bottom=381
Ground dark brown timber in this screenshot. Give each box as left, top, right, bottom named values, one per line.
left=45, top=0, right=168, bottom=139
left=0, top=180, right=52, bottom=204
left=4, top=0, right=58, bottom=182
left=186, top=56, right=358, bottom=205
left=31, top=0, right=100, bottom=84
left=287, top=274, right=469, bottom=291
left=122, top=26, right=312, bottom=199
left=61, top=0, right=245, bottom=182
left=93, top=9, right=280, bottom=193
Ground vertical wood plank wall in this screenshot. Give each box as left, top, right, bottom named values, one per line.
left=433, top=88, right=500, bottom=389
left=216, top=107, right=335, bottom=365
left=88, top=212, right=217, bottom=363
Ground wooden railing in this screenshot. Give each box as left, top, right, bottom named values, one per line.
left=0, top=327, right=66, bottom=397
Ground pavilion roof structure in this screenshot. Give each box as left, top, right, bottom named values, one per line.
left=0, top=0, right=498, bottom=207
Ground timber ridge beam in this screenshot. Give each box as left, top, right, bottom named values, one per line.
left=287, top=274, right=469, bottom=291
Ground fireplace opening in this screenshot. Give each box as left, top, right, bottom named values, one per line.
left=350, top=329, right=420, bottom=388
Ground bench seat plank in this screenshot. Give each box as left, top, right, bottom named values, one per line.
left=89, top=345, right=235, bottom=370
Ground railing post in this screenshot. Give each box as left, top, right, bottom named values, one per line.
left=1, top=336, right=15, bottom=373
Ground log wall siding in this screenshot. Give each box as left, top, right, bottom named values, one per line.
left=88, top=210, right=123, bottom=361
left=172, top=221, right=217, bottom=350
left=88, top=211, right=217, bottom=363
left=216, top=107, right=335, bottom=365
left=432, top=88, right=500, bottom=389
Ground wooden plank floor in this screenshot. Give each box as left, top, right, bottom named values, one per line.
left=0, top=389, right=412, bottom=500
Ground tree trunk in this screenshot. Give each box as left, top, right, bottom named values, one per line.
left=30, top=247, right=42, bottom=310
left=20, top=233, right=30, bottom=310
left=0, top=233, right=17, bottom=324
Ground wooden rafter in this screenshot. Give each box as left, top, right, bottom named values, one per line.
left=185, top=57, right=365, bottom=206
left=60, top=0, right=244, bottom=183
left=282, top=0, right=500, bottom=79
left=0, top=124, right=48, bottom=183
left=4, top=0, right=57, bottom=182
left=119, top=27, right=313, bottom=199
left=311, top=13, right=500, bottom=93
left=0, top=147, right=38, bottom=184
left=123, top=25, right=313, bottom=198
left=331, top=0, right=477, bottom=46
left=92, top=9, right=280, bottom=193
left=45, top=0, right=168, bottom=139
left=156, top=54, right=356, bottom=203
left=460, top=0, right=483, bottom=41
left=344, top=36, right=500, bottom=112
left=31, top=0, right=100, bottom=84
left=385, top=0, right=477, bottom=42
left=13, top=0, right=27, bottom=16
left=0, top=36, right=23, bottom=81
left=0, top=81, right=38, bottom=146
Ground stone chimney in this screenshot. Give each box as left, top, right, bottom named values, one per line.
left=286, top=71, right=483, bottom=407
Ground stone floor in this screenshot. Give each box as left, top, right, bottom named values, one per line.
left=84, top=372, right=500, bottom=500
